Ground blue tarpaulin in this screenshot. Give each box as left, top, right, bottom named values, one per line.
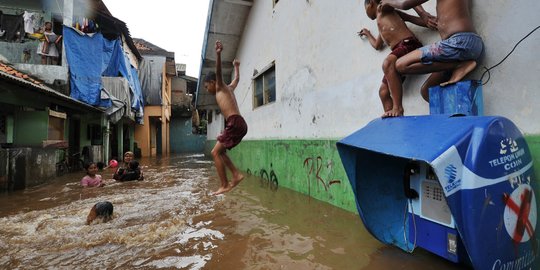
left=64, top=27, right=108, bottom=107
left=64, top=26, right=144, bottom=121
left=102, top=37, right=123, bottom=77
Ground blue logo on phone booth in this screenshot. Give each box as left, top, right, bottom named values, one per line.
left=444, top=164, right=461, bottom=193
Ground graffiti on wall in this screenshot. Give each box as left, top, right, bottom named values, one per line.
left=246, top=163, right=279, bottom=192
left=303, top=156, right=341, bottom=194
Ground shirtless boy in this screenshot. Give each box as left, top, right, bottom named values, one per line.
left=380, top=0, right=484, bottom=101
left=203, top=40, right=248, bottom=195
left=359, top=0, right=434, bottom=117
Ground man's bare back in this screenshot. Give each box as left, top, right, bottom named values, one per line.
left=381, top=0, right=476, bottom=39
left=435, top=0, right=475, bottom=39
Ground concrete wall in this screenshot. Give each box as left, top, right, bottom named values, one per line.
left=14, top=64, right=69, bottom=88
left=170, top=116, right=206, bottom=153
left=212, top=0, right=540, bottom=140
left=171, top=77, right=192, bottom=108
left=207, top=109, right=224, bottom=140
left=205, top=0, right=540, bottom=210
left=227, top=139, right=356, bottom=212
left=135, top=106, right=169, bottom=157
left=1, top=147, right=57, bottom=191
left=0, top=41, right=42, bottom=65
left=13, top=110, right=48, bottom=147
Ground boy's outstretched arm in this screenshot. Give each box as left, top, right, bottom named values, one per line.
left=228, top=59, right=240, bottom=90
left=413, top=5, right=437, bottom=29
left=397, top=10, right=427, bottom=27
left=381, top=0, right=428, bottom=11
left=215, top=40, right=225, bottom=88
left=358, top=28, right=384, bottom=50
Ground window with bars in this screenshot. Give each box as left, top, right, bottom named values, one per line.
left=253, top=64, right=276, bottom=108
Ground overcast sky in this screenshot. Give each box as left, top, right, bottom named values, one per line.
left=103, top=0, right=211, bottom=77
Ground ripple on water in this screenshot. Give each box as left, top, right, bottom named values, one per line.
left=0, top=154, right=220, bottom=270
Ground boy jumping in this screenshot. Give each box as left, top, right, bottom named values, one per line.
left=203, top=40, right=248, bottom=195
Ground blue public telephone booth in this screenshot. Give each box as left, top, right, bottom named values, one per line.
left=337, top=115, right=539, bottom=269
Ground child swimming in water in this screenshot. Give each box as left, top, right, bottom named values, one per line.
left=80, top=162, right=104, bottom=187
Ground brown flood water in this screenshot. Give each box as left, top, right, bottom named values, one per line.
left=0, top=154, right=466, bottom=269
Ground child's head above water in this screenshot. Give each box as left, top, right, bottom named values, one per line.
left=84, top=162, right=98, bottom=176
left=128, top=160, right=139, bottom=170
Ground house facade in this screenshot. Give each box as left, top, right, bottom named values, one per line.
left=0, top=0, right=144, bottom=191
left=170, top=65, right=205, bottom=153
left=133, top=39, right=174, bottom=157
left=197, top=0, right=540, bottom=212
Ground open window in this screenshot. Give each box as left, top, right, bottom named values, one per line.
left=253, top=62, right=276, bottom=109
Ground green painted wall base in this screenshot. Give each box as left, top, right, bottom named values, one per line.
left=526, top=135, right=540, bottom=183
left=205, top=135, right=540, bottom=213
left=206, top=139, right=357, bottom=212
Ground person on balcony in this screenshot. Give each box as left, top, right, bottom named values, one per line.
left=36, top=21, right=62, bottom=65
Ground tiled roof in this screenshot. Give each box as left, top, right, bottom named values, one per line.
left=0, top=62, right=45, bottom=87
left=135, top=42, right=152, bottom=51
left=133, top=38, right=175, bottom=59
left=0, top=62, right=103, bottom=112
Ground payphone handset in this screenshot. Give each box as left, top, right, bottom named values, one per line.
left=403, top=162, right=420, bottom=199
left=408, top=162, right=455, bottom=227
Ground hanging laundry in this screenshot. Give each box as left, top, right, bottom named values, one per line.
left=23, top=11, right=35, bottom=33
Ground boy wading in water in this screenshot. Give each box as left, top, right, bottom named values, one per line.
left=359, top=0, right=435, bottom=117
left=380, top=0, right=484, bottom=102
left=204, top=40, right=248, bottom=195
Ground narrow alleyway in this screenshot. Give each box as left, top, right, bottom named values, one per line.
left=0, top=154, right=464, bottom=269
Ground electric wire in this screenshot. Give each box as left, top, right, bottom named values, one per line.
left=480, top=25, right=540, bottom=85
left=403, top=198, right=417, bottom=253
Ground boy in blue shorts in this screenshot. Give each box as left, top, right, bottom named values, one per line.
left=380, top=0, right=484, bottom=102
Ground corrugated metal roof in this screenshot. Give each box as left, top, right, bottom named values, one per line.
left=196, top=0, right=253, bottom=110
left=0, top=62, right=104, bottom=112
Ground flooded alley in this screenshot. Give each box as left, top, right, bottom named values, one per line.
left=0, top=154, right=464, bottom=269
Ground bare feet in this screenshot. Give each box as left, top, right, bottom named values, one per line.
left=212, top=186, right=232, bottom=195
left=382, top=107, right=404, bottom=118
left=440, top=61, right=477, bottom=87
left=230, top=173, right=245, bottom=189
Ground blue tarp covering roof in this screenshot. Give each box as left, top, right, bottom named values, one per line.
left=64, top=27, right=108, bottom=107
left=64, top=26, right=144, bottom=121
left=102, top=37, right=123, bottom=77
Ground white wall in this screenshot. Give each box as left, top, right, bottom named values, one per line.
left=220, top=0, right=540, bottom=140
left=207, top=110, right=224, bottom=139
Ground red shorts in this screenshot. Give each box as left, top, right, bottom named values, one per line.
left=217, top=115, right=248, bottom=150
left=382, top=36, right=423, bottom=85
